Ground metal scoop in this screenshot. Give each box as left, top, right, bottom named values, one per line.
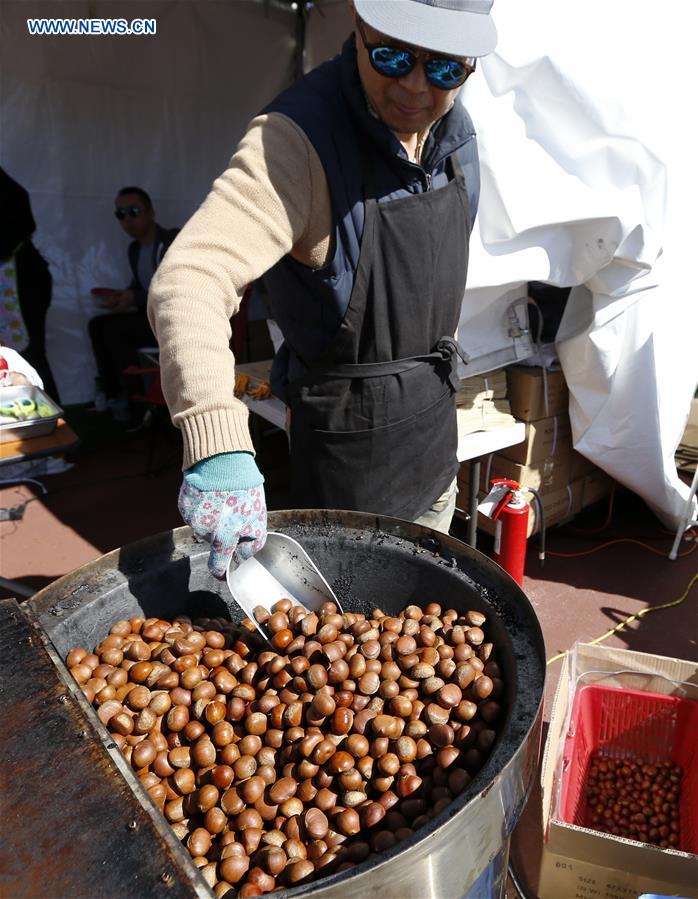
left=225, top=531, right=342, bottom=643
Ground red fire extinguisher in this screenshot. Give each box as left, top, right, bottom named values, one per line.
left=489, top=478, right=529, bottom=585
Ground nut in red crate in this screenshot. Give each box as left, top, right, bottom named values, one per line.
left=559, top=679, right=698, bottom=854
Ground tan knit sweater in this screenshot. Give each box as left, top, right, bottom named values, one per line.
left=147, top=113, right=334, bottom=470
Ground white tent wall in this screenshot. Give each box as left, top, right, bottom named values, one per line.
left=1, top=0, right=300, bottom=404
left=305, top=0, right=350, bottom=68
left=2, top=0, right=696, bottom=529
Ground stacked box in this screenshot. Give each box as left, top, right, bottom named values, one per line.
left=571, top=449, right=597, bottom=480
left=456, top=477, right=584, bottom=537
left=455, top=472, right=615, bottom=538
left=500, top=414, right=572, bottom=466
left=505, top=365, right=568, bottom=421
left=582, top=469, right=615, bottom=507
left=461, top=451, right=574, bottom=496
left=500, top=369, right=576, bottom=502
left=457, top=366, right=614, bottom=536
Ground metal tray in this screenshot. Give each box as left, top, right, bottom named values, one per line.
left=0, top=384, right=63, bottom=443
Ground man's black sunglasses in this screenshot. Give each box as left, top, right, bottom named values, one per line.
left=114, top=205, right=144, bottom=220
left=356, top=19, right=476, bottom=91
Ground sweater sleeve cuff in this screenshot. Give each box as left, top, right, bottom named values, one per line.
left=178, top=407, right=256, bottom=470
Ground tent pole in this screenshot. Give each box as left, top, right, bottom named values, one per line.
left=294, top=1, right=308, bottom=80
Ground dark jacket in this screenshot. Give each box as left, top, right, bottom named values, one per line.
left=0, top=168, right=37, bottom=261
left=0, top=167, right=52, bottom=308
left=128, top=224, right=179, bottom=308
left=261, top=36, right=479, bottom=392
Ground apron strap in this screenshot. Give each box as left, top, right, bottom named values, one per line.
left=309, top=336, right=468, bottom=389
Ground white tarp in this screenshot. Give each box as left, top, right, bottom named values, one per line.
left=2, top=0, right=695, bottom=528
left=458, top=0, right=697, bottom=529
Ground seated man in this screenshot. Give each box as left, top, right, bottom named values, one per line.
left=88, top=186, right=178, bottom=417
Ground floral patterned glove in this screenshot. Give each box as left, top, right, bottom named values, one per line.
left=179, top=452, right=267, bottom=578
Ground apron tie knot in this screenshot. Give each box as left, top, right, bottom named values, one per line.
left=434, top=337, right=469, bottom=391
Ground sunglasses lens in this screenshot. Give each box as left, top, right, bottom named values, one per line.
left=115, top=206, right=142, bottom=220
left=425, top=58, right=469, bottom=89
left=370, top=46, right=415, bottom=78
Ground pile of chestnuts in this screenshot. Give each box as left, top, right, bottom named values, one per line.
left=66, top=599, right=504, bottom=896
left=585, top=752, right=683, bottom=849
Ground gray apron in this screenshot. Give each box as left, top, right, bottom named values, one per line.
left=287, top=153, right=470, bottom=520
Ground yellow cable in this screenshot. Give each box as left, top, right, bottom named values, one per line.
left=547, top=537, right=697, bottom=559
left=546, top=571, right=698, bottom=666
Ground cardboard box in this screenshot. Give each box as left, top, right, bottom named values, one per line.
left=458, top=451, right=574, bottom=496
left=538, top=848, right=698, bottom=898
left=500, top=414, right=573, bottom=465
left=506, top=365, right=568, bottom=422
left=458, top=478, right=584, bottom=537
left=582, top=470, right=614, bottom=508
left=571, top=450, right=597, bottom=480
left=538, top=643, right=698, bottom=899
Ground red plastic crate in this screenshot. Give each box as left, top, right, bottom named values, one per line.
left=558, top=683, right=698, bottom=854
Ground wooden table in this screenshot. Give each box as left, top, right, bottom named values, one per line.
left=0, top=418, right=79, bottom=466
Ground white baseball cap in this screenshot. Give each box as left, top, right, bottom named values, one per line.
left=353, top=0, right=497, bottom=58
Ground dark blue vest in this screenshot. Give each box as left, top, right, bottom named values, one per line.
left=262, top=36, right=479, bottom=398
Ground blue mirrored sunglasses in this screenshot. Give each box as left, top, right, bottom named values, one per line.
left=357, top=19, right=476, bottom=90
left=114, top=205, right=143, bottom=220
